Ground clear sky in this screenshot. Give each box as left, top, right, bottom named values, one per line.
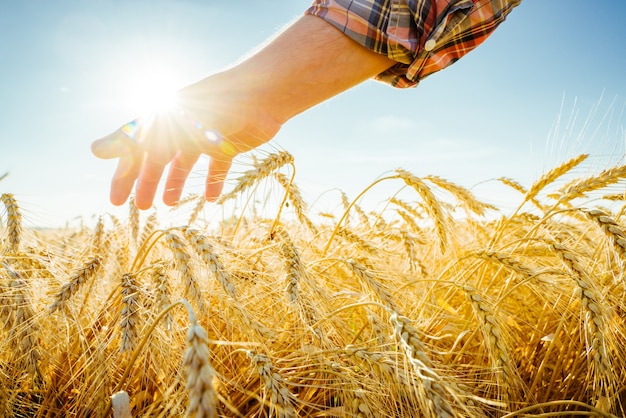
left=1, top=1, right=625, bottom=227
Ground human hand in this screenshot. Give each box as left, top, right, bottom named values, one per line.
left=91, top=78, right=282, bottom=210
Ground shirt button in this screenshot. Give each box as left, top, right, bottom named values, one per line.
left=424, top=39, right=436, bottom=51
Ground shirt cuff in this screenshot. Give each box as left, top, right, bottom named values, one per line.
left=305, top=0, right=521, bottom=88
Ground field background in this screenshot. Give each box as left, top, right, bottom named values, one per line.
left=2, top=151, right=626, bottom=417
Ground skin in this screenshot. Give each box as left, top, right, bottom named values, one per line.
left=91, top=15, right=396, bottom=210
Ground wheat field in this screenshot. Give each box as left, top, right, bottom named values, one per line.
left=1, top=152, right=625, bottom=417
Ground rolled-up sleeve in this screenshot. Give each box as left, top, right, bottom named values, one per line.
left=305, top=0, right=522, bottom=88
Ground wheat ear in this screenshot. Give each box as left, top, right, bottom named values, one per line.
left=274, top=172, right=317, bottom=233
left=557, top=163, right=626, bottom=203
left=550, top=242, right=615, bottom=405
left=395, top=169, right=449, bottom=252
left=462, top=285, right=516, bottom=406
left=472, top=249, right=537, bottom=279
left=346, top=259, right=400, bottom=313
left=337, top=226, right=378, bottom=254
left=390, top=313, right=460, bottom=418
left=50, top=256, right=102, bottom=313
left=1, top=262, right=41, bottom=378
left=584, top=209, right=626, bottom=258
left=165, top=232, right=206, bottom=312
left=91, top=216, right=105, bottom=254
left=184, top=318, right=217, bottom=417
left=151, top=263, right=172, bottom=330
left=120, top=273, right=140, bottom=353
left=247, top=351, right=296, bottom=417
left=185, top=196, right=205, bottom=226
left=525, top=154, right=589, bottom=203
left=425, top=175, right=496, bottom=216
left=217, top=151, right=294, bottom=204
left=139, top=211, right=158, bottom=248
left=128, top=196, right=140, bottom=245
left=1, top=193, right=22, bottom=254
left=272, top=227, right=304, bottom=303
left=184, top=228, right=238, bottom=300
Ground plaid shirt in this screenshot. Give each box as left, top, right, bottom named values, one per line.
left=305, top=0, right=522, bottom=87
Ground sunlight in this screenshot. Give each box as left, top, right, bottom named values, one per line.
left=120, top=65, right=182, bottom=117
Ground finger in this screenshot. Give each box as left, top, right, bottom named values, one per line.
left=110, top=153, right=142, bottom=206
left=92, top=120, right=142, bottom=159
left=135, top=156, right=168, bottom=210
left=205, top=156, right=233, bottom=202
left=163, top=151, right=199, bottom=206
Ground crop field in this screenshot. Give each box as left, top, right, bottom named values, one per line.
left=1, top=152, right=625, bottom=417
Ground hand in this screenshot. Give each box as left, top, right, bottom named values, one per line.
left=91, top=76, right=282, bottom=210
left=92, top=15, right=395, bottom=210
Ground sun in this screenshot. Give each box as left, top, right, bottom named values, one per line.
left=120, top=65, right=182, bottom=117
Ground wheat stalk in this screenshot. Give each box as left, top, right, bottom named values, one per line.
left=165, top=232, right=206, bottom=312
left=184, top=228, right=238, bottom=300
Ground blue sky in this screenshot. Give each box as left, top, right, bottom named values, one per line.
left=1, top=1, right=625, bottom=227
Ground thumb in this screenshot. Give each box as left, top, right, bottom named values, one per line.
left=91, top=120, right=141, bottom=159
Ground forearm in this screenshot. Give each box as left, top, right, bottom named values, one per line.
left=209, top=15, right=396, bottom=125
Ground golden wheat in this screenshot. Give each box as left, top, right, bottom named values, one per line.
left=1, top=152, right=626, bottom=417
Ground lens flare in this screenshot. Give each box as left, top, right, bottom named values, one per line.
left=121, top=118, right=142, bottom=140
